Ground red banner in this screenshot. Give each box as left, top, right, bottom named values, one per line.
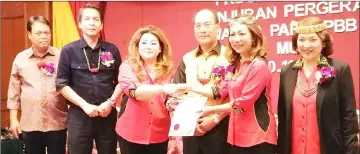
left=104, top=2, right=359, bottom=112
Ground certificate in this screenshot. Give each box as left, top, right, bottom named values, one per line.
left=168, top=97, right=208, bottom=136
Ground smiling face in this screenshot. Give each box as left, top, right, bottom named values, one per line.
left=138, top=33, right=162, bottom=61
left=297, top=33, right=323, bottom=62
left=228, top=23, right=253, bottom=55
left=193, top=10, right=219, bottom=46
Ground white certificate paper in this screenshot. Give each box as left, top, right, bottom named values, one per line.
left=168, top=97, right=208, bottom=136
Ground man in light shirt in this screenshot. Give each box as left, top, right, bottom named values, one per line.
left=7, top=15, right=68, bottom=154
left=169, top=9, right=230, bottom=154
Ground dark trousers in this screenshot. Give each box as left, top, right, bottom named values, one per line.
left=67, top=107, right=117, bottom=154
left=22, top=129, right=67, bottom=154
left=229, top=142, right=276, bottom=154
left=118, top=135, right=168, bottom=154
left=182, top=116, right=230, bottom=154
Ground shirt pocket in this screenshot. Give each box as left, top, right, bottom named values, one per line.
left=99, top=61, right=116, bottom=71
left=71, top=62, right=88, bottom=70
left=70, top=62, right=90, bottom=84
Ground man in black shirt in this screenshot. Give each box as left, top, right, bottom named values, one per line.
left=56, top=4, right=122, bottom=154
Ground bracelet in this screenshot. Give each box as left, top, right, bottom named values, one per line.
left=129, top=89, right=136, bottom=99
left=106, top=98, right=115, bottom=106
left=166, top=98, right=172, bottom=106
left=212, top=114, right=220, bottom=124
left=165, top=99, right=171, bottom=108
left=211, top=85, right=221, bottom=100
left=230, top=100, right=244, bottom=114
left=165, top=97, right=175, bottom=109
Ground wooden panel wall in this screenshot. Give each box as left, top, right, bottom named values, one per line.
left=1, top=2, right=51, bottom=127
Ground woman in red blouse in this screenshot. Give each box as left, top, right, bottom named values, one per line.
left=277, top=16, right=359, bottom=154
left=187, top=14, right=277, bottom=154
left=116, top=26, right=186, bottom=154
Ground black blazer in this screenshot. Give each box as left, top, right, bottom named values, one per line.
left=277, top=58, right=359, bottom=154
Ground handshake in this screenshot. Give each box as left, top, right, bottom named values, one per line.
left=162, top=83, right=191, bottom=96
left=162, top=83, right=194, bottom=112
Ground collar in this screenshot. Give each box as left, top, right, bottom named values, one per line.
left=292, top=55, right=330, bottom=69
left=27, top=46, right=55, bottom=58
left=195, top=41, right=221, bottom=57
left=80, top=37, right=103, bottom=50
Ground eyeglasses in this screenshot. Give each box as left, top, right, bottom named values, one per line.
left=194, top=22, right=216, bottom=29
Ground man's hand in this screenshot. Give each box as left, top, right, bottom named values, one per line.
left=10, top=119, right=21, bottom=138
left=97, top=102, right=112, bottom=117
left=194, top=124, right=206, bottom=136
left=166, top=98, right=181, bottom=112
left=199, top=106, right=215, bottom=117
left=197, top=116, right=217, bottom=132
left=82, top=104, right=99, bottom=117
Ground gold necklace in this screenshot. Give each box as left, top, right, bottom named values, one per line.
left=83, top=48, right=101, bottom=73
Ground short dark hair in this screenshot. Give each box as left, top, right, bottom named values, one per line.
left=292, top=16, right=334, bottom=57
left=193, top=9, right=219, bottom=24
left=78, top=3, right=104, bottom=23
left=27, top=16, right=50, bottom=32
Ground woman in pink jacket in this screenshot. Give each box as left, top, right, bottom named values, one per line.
left=187, top=14, right=277, bottom=154
left=116, top=25, right=186, bottom=154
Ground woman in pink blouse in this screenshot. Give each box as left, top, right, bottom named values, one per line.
left=277, top=16, right=359, bottom=154
left=187, top=14, right=277, bottom=154
left=116, top=26, right=186, bottom=154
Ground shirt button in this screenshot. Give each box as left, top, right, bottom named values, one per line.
left=302, top=104, right=305, bottom=107
left=149, top=122, right=151, bottom=124
left=150, top=113, right=153, bottom=115
left=302, top=116, right=305, bottom=119
left=302, top=128, right=305, bottom=131
left=302, top=140, right=305, bottom=142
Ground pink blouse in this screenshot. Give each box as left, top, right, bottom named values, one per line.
left=292, top=69, right=320, bottom=154
left=115, top=61, right=172, bottom=144
left=219, top=59, right=277, bottom=147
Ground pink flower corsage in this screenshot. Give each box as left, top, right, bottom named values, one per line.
left=100, top=52, right=115, bottom=67
left=212, top=65, right=234, bottom=77
left=315, top=66, right=336, bottom=84
left=37, top=60, right=55, bottom=76
left=211, top=65, right=234, bottom=83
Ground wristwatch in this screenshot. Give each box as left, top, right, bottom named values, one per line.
left=212, top=114, right=220, bottom=124
left=106, top=98, right=116, bottom=106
